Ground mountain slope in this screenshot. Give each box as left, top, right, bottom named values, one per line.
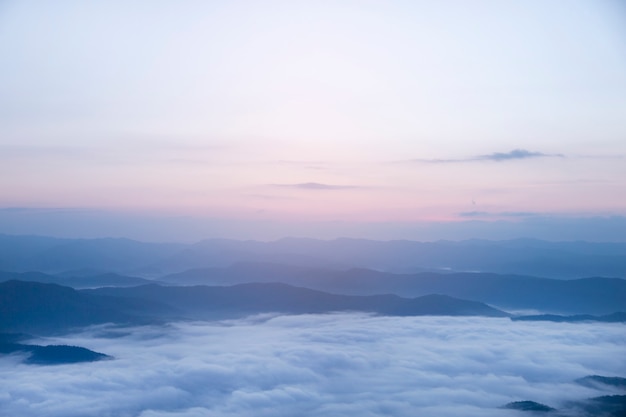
left=0, top=270, right=155, bottom=288
left=1, top=280, right=508, bottom=335
left=160, top=263, right=626, bottom=314
left=85, top=282, right=509, bottom=319
left=0, top=280, right=174, bottom=333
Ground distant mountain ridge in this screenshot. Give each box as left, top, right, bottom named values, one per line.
left=1, top=234, right=625, bottom=278
left=85, top=282, right=509, bottom=319
left=0, top=270, right=156, bottom=289
left=160, top=262, right=626, bottom=315
left=0, top=280, right=508, bottom=335
left=0, top=234, right=183, bottom=275
left=3, top=262, right=625, bottom=315
left=0, top=280, right=177, bottom=333
left=576, top=376, right=626, bottom=390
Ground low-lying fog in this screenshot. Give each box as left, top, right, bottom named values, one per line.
left=1, top=315, right=624, bottom=417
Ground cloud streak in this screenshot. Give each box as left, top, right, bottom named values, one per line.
left=1, top=315, right=624, bottom=417
left=408, top=149, right=564, bottom=164
left=459, top=211, right=541, bottom=218
left=477, top=149, right=562, bottom=162
left=271, top=182, right=360, bottom=190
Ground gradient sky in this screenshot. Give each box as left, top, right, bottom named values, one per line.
left=1, top=1, right=625, bottom=240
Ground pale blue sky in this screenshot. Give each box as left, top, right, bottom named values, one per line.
left=1, top=0, right=625, bottom=240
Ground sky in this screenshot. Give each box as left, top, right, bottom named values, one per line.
left=2, top=315, right=625, bottom=417
left=1, top=0, right=625, bottom=241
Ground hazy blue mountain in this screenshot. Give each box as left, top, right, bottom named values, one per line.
left=161, top=262, right=330, bottom=286
left=146, top=240, right=348, bottom=275
left=2, top=234, right=626, bottom=278
left=0, top=270, right=60, bottom=284
left=152, top=237, right=626, bottom=278
left=0, top=234, right=71, bottom=271
left=59, top=273, right=158, bottom=288
left=576, top=376, right=626, bottom=390
left=85, top=282, right=509, bottom=319
left=570, top=395, right=626, bottom=417
left=0, top=280, right=176, bottom=333
left=0, top=270, right=156, bottom=288
left=54, top=268, right=112, bottom=277
left=1, top=280, right=508, bottom=336
left=161, top=263, right=626, bottom=315
left=0, top=234, right=183, bottom=274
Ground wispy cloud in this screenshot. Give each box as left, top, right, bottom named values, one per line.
left=478, top=149, right=560, bottom=162
left=271, top=182, right=359, bottom=190
left=459, top=211, right=540, bottom=218
left=408, top=149, right=564, bottom=164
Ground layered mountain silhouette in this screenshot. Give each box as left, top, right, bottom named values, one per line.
left=2, top=234, right=625, bottom=279
left=0, top=280, right=507, bottom=335
left=1, top=234, right=625, bottom=335
left=3, top=264, right=625, bottom=315
left=0, top=270, right=155, bottom=289
left=1, top=233, right=624, bottom=413
left=85, top=282, right=509, bottom=319
left=160, top=263, right=626, bottom=315
left=0, top=280, right=175, bottom=333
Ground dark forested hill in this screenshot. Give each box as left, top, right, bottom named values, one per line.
left=0, top=280, right=174, bottom=333
left=1, top=280, right=507, bottom=335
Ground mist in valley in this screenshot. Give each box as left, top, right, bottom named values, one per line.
left=2, top=0, right=626, bottom=415
left=3, top=315, right=625, bottom=417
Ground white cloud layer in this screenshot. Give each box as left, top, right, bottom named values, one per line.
left=1, top=314, right=625, bottom=417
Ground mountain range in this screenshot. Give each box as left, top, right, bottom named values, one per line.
left=3, top=264, right=626, bottom=314
left=158, top=262, right=626, bottom=314
left=2, top=234, right=625, bottom=278
left=1, top=233, right=624, bottom=341
left=0, top=280, right=508, bottom=335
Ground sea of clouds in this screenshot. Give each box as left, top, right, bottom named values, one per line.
left=1, top=314, right=625, bottom=417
